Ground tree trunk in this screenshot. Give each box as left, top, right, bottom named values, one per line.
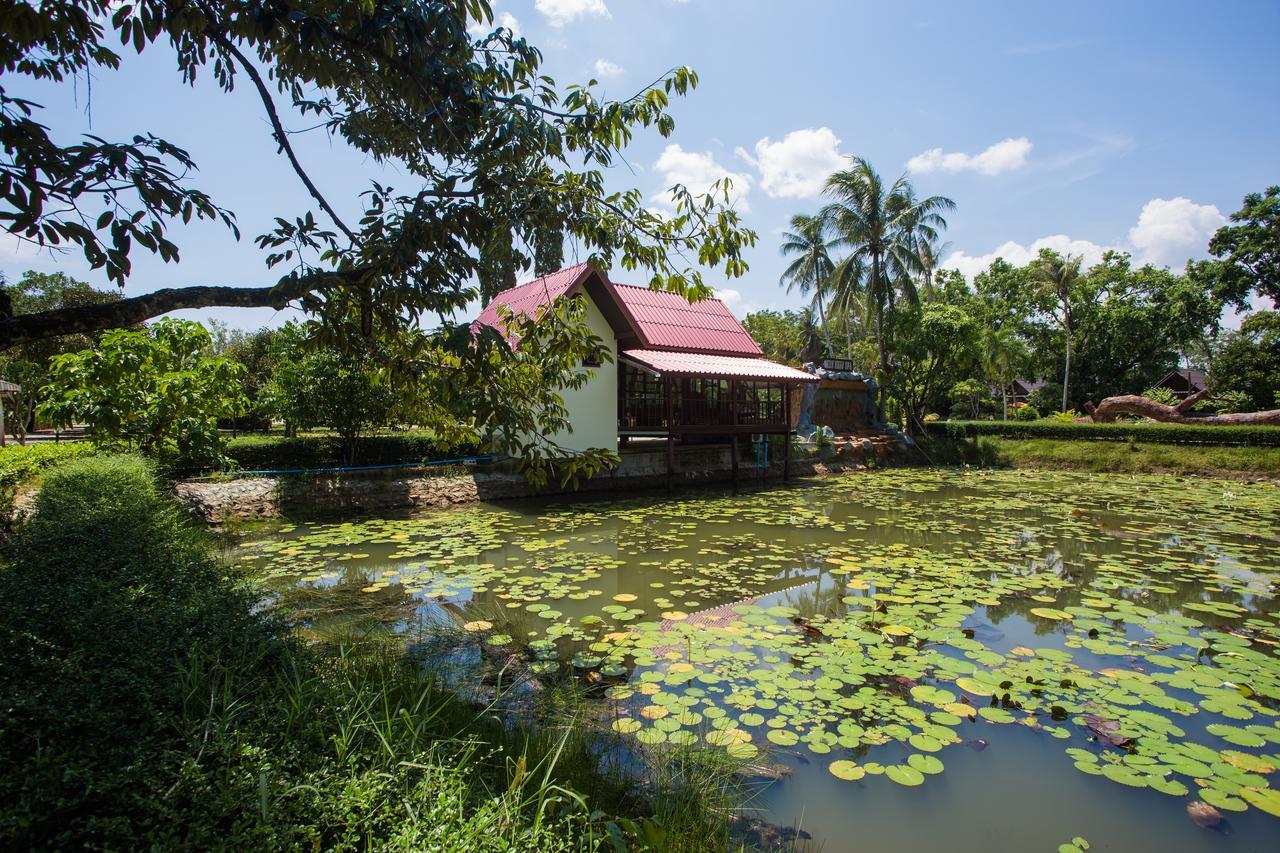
left=1086, top=394, right=1280, bottom=426
left=1061, top=325, right=1071, bottom=414
left=1002, top=388, right=1009, bottom=421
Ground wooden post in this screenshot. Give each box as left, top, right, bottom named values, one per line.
left=729, top=380, right=738, bottom=491
left=783, top=384, right=791, bottom=482
left=664, top=375, right=674, bottom=491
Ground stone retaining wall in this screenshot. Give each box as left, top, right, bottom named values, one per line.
left=175, top=442, right=895, bottom=522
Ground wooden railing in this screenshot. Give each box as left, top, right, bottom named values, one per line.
left=619, top=369, right=787, bottom=432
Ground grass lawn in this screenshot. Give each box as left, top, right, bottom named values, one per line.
left=920, top=436, right=1280, bottom=478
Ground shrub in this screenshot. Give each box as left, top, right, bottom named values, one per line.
left=926, top=419, right=1280, bottom=446
left=39, top=320, right=246, bottom=467
left=0, top=442, right=95, bottom=522
left=215, top=430, right=483, bottom=473
left=0, top=455, right=737, bottom=850
left=1013, top=404, right=1040, bottom=422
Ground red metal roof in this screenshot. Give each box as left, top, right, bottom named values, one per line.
left=472, top=263, right=593, bottom=339
left=621, top=349, right=817, bottom=383
left=611, top=284, right=762, bottom=356
left=474, top=264, right=768, bottom=357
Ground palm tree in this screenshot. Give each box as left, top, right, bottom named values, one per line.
left=779, top=214, right=837, bottom=357
left=982, top=325, right=1026, bottom=420
left=916, top=237, right=952, bottom=301
left=1031, top=253, right=1083, bottom=413
left=821, top=159, right=955, bottom=384
left=827, top=255, right=866, bottom=359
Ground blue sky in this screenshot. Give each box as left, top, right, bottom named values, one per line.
left=3, top=0, right=1278, bottom=327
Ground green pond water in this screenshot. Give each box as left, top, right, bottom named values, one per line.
left=233, top=469, right=1280, bottom=852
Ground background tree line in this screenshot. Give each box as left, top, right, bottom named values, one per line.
left=750, top=178, right=1279, bottom=431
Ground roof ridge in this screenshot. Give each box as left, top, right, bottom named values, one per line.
left=485, top=261, right=592, bottom=303
left=611, top=281, right=725, bottom=302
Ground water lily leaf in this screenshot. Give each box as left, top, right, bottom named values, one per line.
left=885, top=764, right=925, bottom=786
left=1239, top=786, right=1280, bottom=816
left=1030, top=607, right=1073, bottom=621
left=829, top=760, right=865, bottom=781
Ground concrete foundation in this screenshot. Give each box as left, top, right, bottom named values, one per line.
left=175, top=442, right=891, bottom=522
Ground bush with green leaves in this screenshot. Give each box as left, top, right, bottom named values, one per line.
left=1142, top=386, right=1180, bottom=406
left=927, top=419, right=1280, bottom=446
left=39, top=320, right=246, bottom=466
left=262, top=322, right=401, bottom=465
left=0, top=455, right=743, bottom=850
left=1013, top=405, right=1040, bottom=422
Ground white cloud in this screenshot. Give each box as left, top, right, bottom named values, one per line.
left=651, top=143, right=752, bottom=212
left=942, top=235, right=1113, bottom=280
left=467, top=7, right=521, bottom=38
left=735, top=127, right=845, bottom=199
left=714, top=288, right=760, bottom=318
left=1128, top=197, right=1225, bottom=266
left=593, top=58, right=623, bottom=78
left=535, top=0, right=609, bottom=27
left=942, top=195, right=1226, bottom=279
left=907, top=137, right=1033, bottom=176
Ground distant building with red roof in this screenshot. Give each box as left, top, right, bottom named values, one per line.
left=473, top=264, right=815, bottom=470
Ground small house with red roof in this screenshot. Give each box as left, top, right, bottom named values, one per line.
left=473, top=263, right=816, bottom=475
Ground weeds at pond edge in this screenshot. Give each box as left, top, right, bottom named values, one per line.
left=0, top=454, right=770, bottom=851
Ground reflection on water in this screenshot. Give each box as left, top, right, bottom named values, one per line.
left=234, top=469, right=1280, bottom=852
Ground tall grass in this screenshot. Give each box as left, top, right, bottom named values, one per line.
left=0, top=454, right=758, bottom=850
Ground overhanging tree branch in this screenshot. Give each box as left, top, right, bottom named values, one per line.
left=0, top=268, right=360, bottom=349
left=206, top=28, right=358, bottom=245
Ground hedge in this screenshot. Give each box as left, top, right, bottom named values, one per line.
left=0, top=441, right=96, bottom=487
left=220, top=430, right=482, bottom=472
left=925, top=419, right=1280, bottom=447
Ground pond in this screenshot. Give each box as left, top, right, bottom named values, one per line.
left=233, top=469, right=1280, bottom=851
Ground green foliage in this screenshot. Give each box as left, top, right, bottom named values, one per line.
left=217, top=431, right=481, bottom=474
left=927, top=419, right=1280, bottom=446
left=1142, top=386, right=1180, bottom=406
left=0, top=455, right=743, bottom=850
left=1190, top=185, right=1280, bottom=309
left=207, top=322, right=276, bottom=429
left=0, top=0, right=759, bottom=487
left=0, top=441, right=95, bottom=522
left=1013, top=405, right=1040, bottom=422
left=1210, top=311, right=1280, bottom=411
left=0, top=271, right=120, bottom=440
left=263, top=322, right=399, bottom=464
left=741, top=308, right=821, bottom=366
left=0, top=2, right=754, bottom=345
left=820, top=157, right=955, bottom=387
left=922, top=435, right=1280, bottom=477
left=39, top=320, right=246, bottom=466
left=1048, top=409, right=1081, bottom=423
left=889, top=302, right=980, bottom=432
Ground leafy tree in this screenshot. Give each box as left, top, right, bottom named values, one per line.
left=821, top=158, right=954, bottom=399
left=263, top=322, right=399, bottom=465
left=0, top=1, right=754, bottom=478
left=1189, top=185, right=1280, bottom=309
left=1210, top=312, right=1280, bottom=411
left=742, top=309, right=822, bottom=366
left=39, top=319, right=246, bottom=465
left=889, top=302, right=979, bottom=432
left=207, top=322, right=276, bottom=430
left=0, top=271, right=121, bottom=442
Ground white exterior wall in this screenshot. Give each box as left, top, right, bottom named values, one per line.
left=551, top=293, right=618, bottom=454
